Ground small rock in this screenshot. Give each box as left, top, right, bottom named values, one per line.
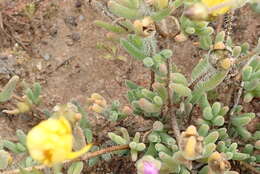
left=41, top=40, right=48, bottom=45
left=0, top=55, right=15, bottom=79
left=68, top=32, right=81, bottom=42
left=64, top=16, right=77, bottom=27
left=78, top=15, right=85, bottom=21
left=36, top=62, right=43, bottom=71
left=43, top=53, right=51, bottom=61
left=49, top=26, right=58, bottom=37
left=75, top=0, right=82, bottom=8
left=65, top=39, right=74, bottom=46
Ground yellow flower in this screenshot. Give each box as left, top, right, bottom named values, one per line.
left=27, top=116, right=92, bottom=166
left=201, top=0, right=231, bottom=16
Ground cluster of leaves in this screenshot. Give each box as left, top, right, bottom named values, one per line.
left=0, top=0, right=259, bottom=173
left=0, top=101, right=97, bottom=174
left=0, top=77, right=42, bottom=115
left=242, top=56, right=260, bottom=102
left=91, top=0, right=260, bottom=173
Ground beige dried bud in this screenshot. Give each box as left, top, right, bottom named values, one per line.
left=219, top=58, right=234, bottom=70
left=144, top=0, right=154, bottom=6
left=175, top=33, right=188, bottom=42
left=74, top=113, right=82, bottom=121
left=106, top=32, right=119, bottom=41
left=179, top=125, right=204, bottom=160
left=95, top=99, right=107, bottom=107
left=134, top=17, right=155, bottom=37
left=87, top=93, right=107, bottom=113
left=91, top=103, right=104, bottom=113
left=91, top=93, right=104, bottom=100
left=133, top=20, right=143, bottom=35
left=208, top=152, right=231, bottom=174
left=122, top=106, right=133, bottom=115
left=214, top=42, right=226, bottom=50
left=158, top=63, right=167, bottom=75
left=184, top=3, right=209, bottom=21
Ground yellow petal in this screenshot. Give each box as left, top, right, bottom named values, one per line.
left=201, top=0, right=230, bottom=16
left=67, top=144, right=93, bottom=160
left=183, top=137, right=197, bottom=159
left=185, top=125, right=197, bottom=136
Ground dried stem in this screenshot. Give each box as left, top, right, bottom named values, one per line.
left=150, top=71, right=155, bottom=91
left=81, top=144, right=129, bottom=160
left=216, top=15, right=224, bottom=33
left=88, top=0, right=115, bottom=20
left=166, top=56, right=180, bottom=145
left=0, top=87, right=45, bottom=119
left=229, top=82, right=244, bottom=116
left=0, top=87, right=23, bottom=102
left=240, top=161, right=260, bottom=174
left=2, top=145, right=130, bottom=174
left=160, top=17, right=181, bottom=144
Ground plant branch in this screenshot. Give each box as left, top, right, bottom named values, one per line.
left=81, top=144, right=129, bottom=160
left=240, top=161, right=260, bottom=174
left=166, top=48, right=180, bottom=145
left=229, top=81, right=244, bottom=116
left=150, top=71, right=155, bottom=91
left=2, top=144, right=130, bottom=174
left=160, top=17, right=181, bottom=145
left=216, top=15, right=224, bottom=33
left=0, top=87, right=45, bottom=119
left=167, top=56, right=180, bottom=145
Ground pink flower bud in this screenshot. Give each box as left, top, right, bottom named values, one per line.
left=144, top=161, right=159, bottom=174
left=136, top=156, right=161, bottom=174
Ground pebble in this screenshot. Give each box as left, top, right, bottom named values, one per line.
left=43, top=53, right=51, bottom=61
left=79, top=15, right=85, bottom=21
left=49, top=26, right=58, bottom=37
left=75, top=0, right=82, bottom=8
left=0, top=55, right=15, bottom=79
left=65, top=39, right=74, bottom=46
left=64, top=16, right=77, bottom=27
left=69, top=32, right=81, bottom=41
left=36, top=62, right=43, bottom=71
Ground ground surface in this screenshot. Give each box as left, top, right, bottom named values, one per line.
left=0, top=0, right=259, bottom=173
